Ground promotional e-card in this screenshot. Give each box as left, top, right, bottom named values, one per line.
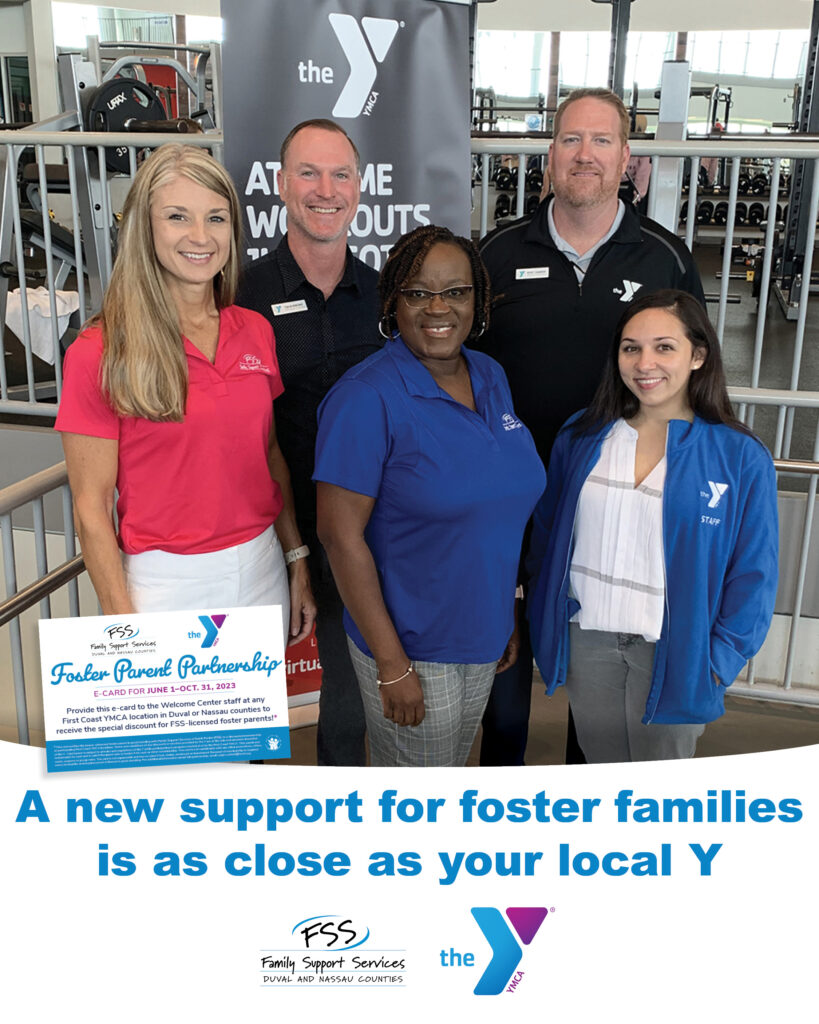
left=38, top=605, right=289, bottom=771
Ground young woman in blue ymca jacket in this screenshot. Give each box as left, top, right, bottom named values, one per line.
left=527, top=289, right=778, bottom=762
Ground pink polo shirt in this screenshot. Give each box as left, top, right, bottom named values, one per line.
left=55, top=305, right=284, bottom=555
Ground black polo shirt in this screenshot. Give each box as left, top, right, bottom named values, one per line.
left=476, top=198, right=705, bottom=462
left=236, top=236, right=382, bottom=533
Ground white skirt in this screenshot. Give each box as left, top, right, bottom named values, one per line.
left=123, top=525, right=289, bottom=643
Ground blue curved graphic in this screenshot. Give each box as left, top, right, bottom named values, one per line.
left=471, top=907, right=522, bottom=995
left=292, top=913, right=336, bottom=933
left=104, top=622, right=139, bottom=640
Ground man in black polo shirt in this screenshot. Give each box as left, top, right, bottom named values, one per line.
left=475, top=88, right=705, bottom=766
left=237, top=119, right=381, bottom=766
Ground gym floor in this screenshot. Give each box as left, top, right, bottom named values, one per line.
left=275, top=681, right=819, bottom=767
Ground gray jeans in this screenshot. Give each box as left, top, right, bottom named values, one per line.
left=566, top=623, right=704, bottom=763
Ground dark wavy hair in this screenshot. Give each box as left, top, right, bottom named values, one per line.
left=378, top=225, right=491, bottom=343
left=572, top=289, right=751, bottom=437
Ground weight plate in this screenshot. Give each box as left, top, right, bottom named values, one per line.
left=85, top=77, right=168, bottom=173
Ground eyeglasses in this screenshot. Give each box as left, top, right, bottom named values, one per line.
left=398, top=286, right=474, bottom=308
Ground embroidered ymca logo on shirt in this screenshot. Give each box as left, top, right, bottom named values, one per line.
left=612, top=280, right=643, bottom=302
left=699, top=481, right=729, bottom=526
left=706, top=481, right=729, bottom=508
left=501, top=413, right=523, bottom=431
left=237, top=353, right=271, bottom=373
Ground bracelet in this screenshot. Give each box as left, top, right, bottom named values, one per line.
left=284, top=544, right=310, bottom=565
left=377, top=664, right=414, bottom=687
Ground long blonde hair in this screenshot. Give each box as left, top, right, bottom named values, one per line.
left=99, top=144, right=242, bottom=421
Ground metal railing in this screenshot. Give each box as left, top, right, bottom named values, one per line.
left=0, top=459, right=327, bottom=746
left=472, top=138, right=819, bottom=461
left=0, top=128, right=222, bottom=417
left=1, top=130, right=817, bottom=740
left=0, top=395, right=817, bottom=745
left=0, top=461, right=82, bottom=744
left=730, top=388, right=819, bottom=701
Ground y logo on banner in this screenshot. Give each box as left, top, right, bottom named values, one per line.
left=328, top=14, right=400, bottom=117
left=471, top=907, right=548, bottom=995
left=197, top=614, right=227, bottom=648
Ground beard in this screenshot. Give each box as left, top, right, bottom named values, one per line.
left=551, top=173, right=616, bottom=209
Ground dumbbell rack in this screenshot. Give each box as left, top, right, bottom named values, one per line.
left=679, top=178, right=793, bottom=241
left=471, top=155, right=545, bottom=233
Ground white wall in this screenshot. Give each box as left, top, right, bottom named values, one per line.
left=54, top=0, right=218, bottom=14
left=0, top=4, right=28, bottom=52
left=477, top=0, right=816, bottom=33
left=690, top=76, right=800, bottom=129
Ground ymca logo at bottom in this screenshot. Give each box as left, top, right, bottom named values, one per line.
left=471, top=906, right=548, bottom=994
left=440, top=906, right=549, bottom=995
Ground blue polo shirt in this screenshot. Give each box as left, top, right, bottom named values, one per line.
left=313, top=336, right=546, bottom=663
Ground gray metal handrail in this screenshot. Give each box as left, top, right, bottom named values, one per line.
left=0, top=554, right=85, bottom=628
left=0, top=128, right=222, bottom=149
left=0, top=462, right=70, bottom=515
left=0, top=459, right=78, bottom=743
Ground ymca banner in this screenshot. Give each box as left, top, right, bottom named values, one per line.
left=221, top=0, right=472, bottom=268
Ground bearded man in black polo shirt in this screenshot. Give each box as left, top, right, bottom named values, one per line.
left=475, top=88, right=705, bottom=766
left=237, top=119, right=382, bottom=766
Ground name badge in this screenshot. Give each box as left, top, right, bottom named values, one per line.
left=271, top=300, right=308, bottom=316
left=516, top=267, right=550, bottom=280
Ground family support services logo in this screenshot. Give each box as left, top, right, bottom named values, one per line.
left=471, top=906, right=548, bottom=995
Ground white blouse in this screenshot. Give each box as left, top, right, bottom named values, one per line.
left=570, top=418, right=666, bottom=641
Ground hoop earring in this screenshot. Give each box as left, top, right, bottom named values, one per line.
left=473, top=319, right=486, bottom=338
left=378, top=316, right=393, bottom=340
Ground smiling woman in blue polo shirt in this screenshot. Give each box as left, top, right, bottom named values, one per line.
left=314, top=226, right=546, bottom=767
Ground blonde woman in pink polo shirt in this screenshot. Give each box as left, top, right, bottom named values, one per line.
left=56, top=145, right=315, bottom=645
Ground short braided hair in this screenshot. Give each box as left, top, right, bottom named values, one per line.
left=378, top=225, right=491, bottom=342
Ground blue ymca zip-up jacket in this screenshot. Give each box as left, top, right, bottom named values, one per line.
left=527, top=414, right=779, bottom=725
